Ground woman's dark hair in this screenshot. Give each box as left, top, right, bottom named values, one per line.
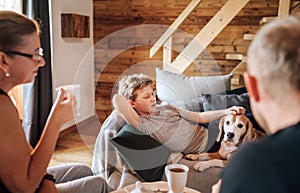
left=0, top=11, right=40, bottom=51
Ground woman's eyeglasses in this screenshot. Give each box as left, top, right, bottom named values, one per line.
left=4, top=48, right=44, bottom=61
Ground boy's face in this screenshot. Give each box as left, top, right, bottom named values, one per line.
left=130, top=84, right=157, bottom=116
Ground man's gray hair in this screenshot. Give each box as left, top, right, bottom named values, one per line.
left=248, top=16, right=300, bottom=97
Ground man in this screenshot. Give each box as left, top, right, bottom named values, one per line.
left=212, top=16, right=300, bottom=193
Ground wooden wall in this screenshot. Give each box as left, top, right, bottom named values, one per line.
left=93, top=0, right=295, bottom=123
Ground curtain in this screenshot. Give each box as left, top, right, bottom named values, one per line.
left=22, top=0, right=53, bottom=147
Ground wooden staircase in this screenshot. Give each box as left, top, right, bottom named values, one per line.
left=230, top=0, right=292, bottom=88
left=150, top=0, right=249, bottom=74
left=149, top=0, right=295, bottom=88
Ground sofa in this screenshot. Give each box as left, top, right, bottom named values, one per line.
left=92, top=68, right=261, bottom=193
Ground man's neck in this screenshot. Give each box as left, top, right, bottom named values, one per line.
left=266, top=95, right=300, bottom=134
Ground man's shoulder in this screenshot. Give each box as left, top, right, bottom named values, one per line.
left=224, top=125, right=300, bottom=171
left=270, top=122, right=300, bottom=147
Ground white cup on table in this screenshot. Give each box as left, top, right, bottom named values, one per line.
left=56, top=84, right=81, bottom=117
left=165, top=164, right=189, bottom=193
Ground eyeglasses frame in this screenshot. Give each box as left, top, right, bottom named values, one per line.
left=3, top=48, right=44, bottom=61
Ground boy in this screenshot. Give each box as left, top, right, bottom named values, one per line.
left=113, top=73, right=245, bottom=154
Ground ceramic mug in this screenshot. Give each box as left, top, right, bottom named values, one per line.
left=165, top=164, right=189, bottom=193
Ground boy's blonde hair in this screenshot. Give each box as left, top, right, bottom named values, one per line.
left=117, top=73, right=153, bottom=101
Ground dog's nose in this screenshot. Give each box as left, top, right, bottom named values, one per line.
left=227, top=132, right=235, bottom=139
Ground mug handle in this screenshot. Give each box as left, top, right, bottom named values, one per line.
left=165, top=165, right=169, bottom=179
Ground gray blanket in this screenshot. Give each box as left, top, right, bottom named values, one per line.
left=91, top=110, right=222, bottom=193
left=92, top=110, right=140, bottom=189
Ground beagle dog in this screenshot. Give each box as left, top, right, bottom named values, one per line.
left=185, top=114, right=265, bottom=171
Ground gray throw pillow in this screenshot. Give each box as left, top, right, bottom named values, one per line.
left=155, top=68, right=233, bottom=103
left=202, top=93, right=250, bottom=113
left=170, top=97, right=204, bottom=112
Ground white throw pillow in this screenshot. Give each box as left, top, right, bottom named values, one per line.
left=155, top=68, right=232, bottom=103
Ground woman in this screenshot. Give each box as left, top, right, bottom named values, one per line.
left=0, top=11, right=110, bottom=193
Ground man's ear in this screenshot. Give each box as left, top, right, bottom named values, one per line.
left=243, top=72, right=259, bottom=102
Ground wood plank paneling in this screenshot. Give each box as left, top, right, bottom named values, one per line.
left=93, top=0, right=296, bottom=123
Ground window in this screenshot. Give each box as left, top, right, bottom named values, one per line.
left=0, top=0, right=21, bottom=12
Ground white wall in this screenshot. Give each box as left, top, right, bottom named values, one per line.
left=49, top=0, right=95, bottom=130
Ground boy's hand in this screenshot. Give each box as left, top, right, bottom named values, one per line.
left=225, top=106, right=246, bottom=115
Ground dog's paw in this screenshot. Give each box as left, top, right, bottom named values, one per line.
left=185, top=154, right=200, bottom=160
left=193, top=162, right=211, bottom=172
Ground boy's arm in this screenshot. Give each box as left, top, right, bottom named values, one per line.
left=185, top=106, right=245, bottom=124
left=112, top=94, right=140, bottom=129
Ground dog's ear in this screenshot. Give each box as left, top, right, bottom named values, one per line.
left=217, top=116, right=225, bottom=142
left=242, top=119, right=261, bottom=142
left=242, top=119, right=253, bottom=142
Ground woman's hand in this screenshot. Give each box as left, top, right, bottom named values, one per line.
left=38, top=179, right=59, bottom=193
left=47, top=88, right=75, bottom=129
left=26, top=89, right=75, bottom=187
left=225, top=106, right=246, bottom=115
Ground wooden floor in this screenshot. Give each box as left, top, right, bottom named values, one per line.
left=49, top=115, right=101, bottom=167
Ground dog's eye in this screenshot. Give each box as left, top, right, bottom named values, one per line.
left=237, top=124, right=244, bottom=128
left=225, top=121, right=230, bottom=125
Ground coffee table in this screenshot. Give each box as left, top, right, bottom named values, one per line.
left=111, top=181, right=201, bottom=193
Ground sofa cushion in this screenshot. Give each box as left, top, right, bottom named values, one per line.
left=155, top=68, right=232, bottom=104
left=109, top=125, right=171, bottom=182
left=202, top=93, right=251, bottom=113
left=170, top=97, right=204, bottom=112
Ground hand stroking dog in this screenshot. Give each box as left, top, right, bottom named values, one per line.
left=185, top=114, right=265, bottom=171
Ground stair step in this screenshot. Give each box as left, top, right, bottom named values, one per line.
left=231, top=61, right=247, bottom=86
left=260, top=16, right=277, bottom=25
left=231, top=74, right=244, bottom=85
left=226, top=54, right=247, bottom=61
left=243, top=34, right=255, bottom=40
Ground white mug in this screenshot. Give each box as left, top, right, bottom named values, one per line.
left=165, top=164, right=189, bottom=193
left=56, top=84, right=81, bottom=117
